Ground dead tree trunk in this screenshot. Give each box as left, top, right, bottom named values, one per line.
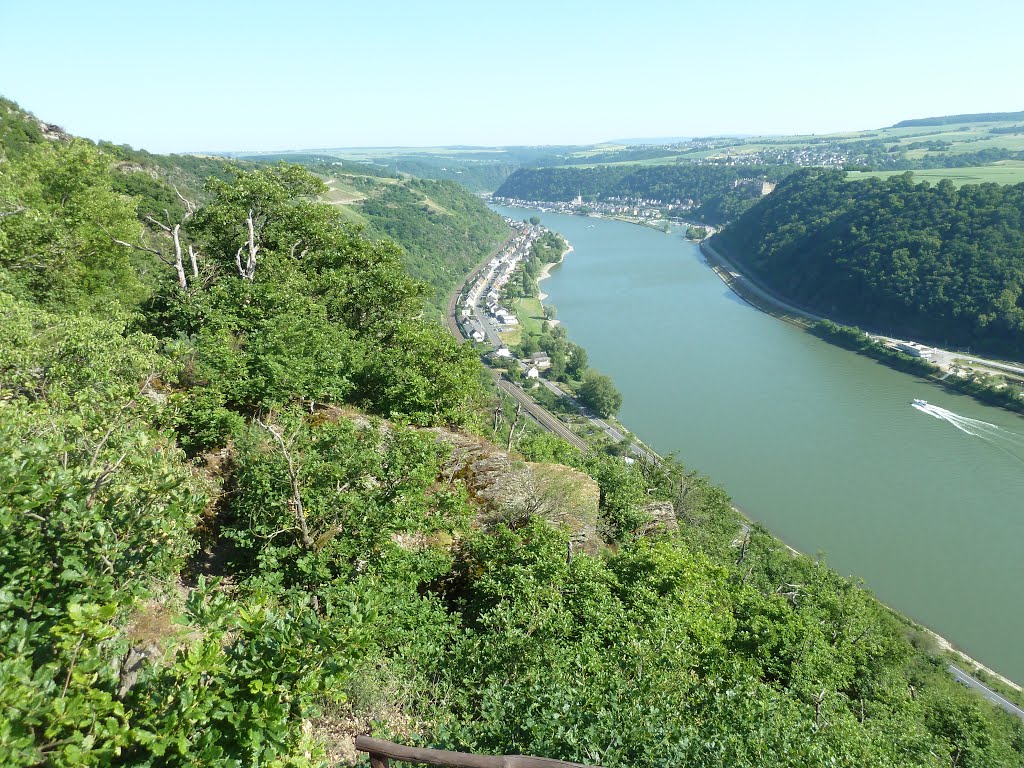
left=235, top=210, right=259, bottom=281
left=507, top=402, right=523, bottom=451
left=110, top=188, right=200, bottom=291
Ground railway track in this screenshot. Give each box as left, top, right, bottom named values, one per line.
left=496, top=378, right=589, bottom=452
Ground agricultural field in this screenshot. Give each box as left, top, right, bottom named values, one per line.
left=235, top=113, right=1024, bottom=190
left=553, top=115, right=1024, bottom=175
left=846, top=161, right=1024, bottom=186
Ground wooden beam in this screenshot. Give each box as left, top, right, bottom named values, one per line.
left=354, top=737, right=596, bottom=768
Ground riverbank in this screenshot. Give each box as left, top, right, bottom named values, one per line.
left=536, top=243, right=572, bottom=306
left=703, top=239, right=1024, bottom=418
left=493, top=204, right=1024, bottom=690
left=493, top=197, right=703, bottom=235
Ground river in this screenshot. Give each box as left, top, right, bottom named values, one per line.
left=493, top=205, right=1024, bottom=684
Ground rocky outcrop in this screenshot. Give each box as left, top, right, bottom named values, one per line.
left=36, top=119, right=71, bottom=143
left=301, top=410, right=602, bottom=552
left=639, top=500, right=677, bottom=535
left=430, top=428, right=601, bottom=553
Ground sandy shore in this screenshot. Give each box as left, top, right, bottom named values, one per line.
left=536, top=244, right=572, bottom=316
left=537, top=243, right=572, bottom=301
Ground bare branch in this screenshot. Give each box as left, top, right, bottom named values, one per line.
left=507, top=402, right=522, bottom=451
left=256, top=419, right=313, bottom=550
left=169, top=223, right=187, bottom=289
left=172, top=186, right=197, bottom=219
left=107, top=231, right=172, bottom=264
left=143, top=214, right=172, bottom=234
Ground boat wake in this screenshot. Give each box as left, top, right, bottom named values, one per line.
left=912, top=400, right=1024, bottom=461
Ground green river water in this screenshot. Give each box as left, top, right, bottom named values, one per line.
left=493, top=205, right=1024, bottom=683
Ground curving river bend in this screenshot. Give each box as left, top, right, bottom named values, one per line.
left=493, top=205, right=1024, bottom=683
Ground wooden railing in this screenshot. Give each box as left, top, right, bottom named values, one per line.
left=354, top=736, right=597, bottom=768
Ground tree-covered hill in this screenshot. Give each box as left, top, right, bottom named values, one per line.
left=352, top=176, right=509, bottom=310
left=714, top=169, right=1024, bottom=356
left=893, top=110, right=1024, bottom=128
left=494, top=164, right=793, bottom=224
left=3, top=98, right=1024, bottom=767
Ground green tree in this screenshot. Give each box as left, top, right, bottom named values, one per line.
left=578, top=370, right=623, bottom=418
left=520, top=334, right=540, bottom=356
left=0, top=140, right=144, bottom=309
left=566, top=342, right=588, bottom=379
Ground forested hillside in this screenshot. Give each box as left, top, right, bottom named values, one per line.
left=714, top=169, right=1024, bottom=356
left=495, top=164, right=793, bottom=224
left=354, top=177, right=508, bottom=310
left=236, top=153, right=510, bottom=311
left=3, top=98, right=1024, bottom=767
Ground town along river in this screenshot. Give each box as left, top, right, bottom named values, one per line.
left=492, top=205, right=1024, bottom=684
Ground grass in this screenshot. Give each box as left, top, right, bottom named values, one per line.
left=846, top=161, right=1024, bottom=187
left=498, top=327, right=521, bottom=347
left=512, top=297, right=547, bottom=338
left=328, top=204, right=369, bottom=227
left=417, top=192, right=450, bottom=214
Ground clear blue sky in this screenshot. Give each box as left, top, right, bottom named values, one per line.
left=1, top=0, right=1021, bottom=153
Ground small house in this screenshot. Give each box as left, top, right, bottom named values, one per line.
left=527, top=353, right=551, bottom=370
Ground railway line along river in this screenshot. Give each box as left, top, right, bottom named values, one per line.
left=492, top=205, right=1024, bottom=684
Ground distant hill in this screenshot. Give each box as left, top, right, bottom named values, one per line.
left=892, top=110, right=1024, bottom=128
left=495, top=164, right=792, bottom=225
left=714, top=168, right=1024, bottom=356
left=607, top=135, right=693, bottom=146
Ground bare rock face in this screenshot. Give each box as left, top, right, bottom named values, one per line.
left=639, top=500, right=678, bottom=535
left=430, top=428, right=601, bottom=553
left=36, top=119, right=71, bottom=142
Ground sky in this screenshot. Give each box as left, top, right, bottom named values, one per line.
left=1, top=0, right=1022, bottom=154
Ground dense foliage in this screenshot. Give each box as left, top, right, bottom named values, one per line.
left=715, top=169, right=1024, bottom=357
left=3, top=98, right=1024, bottom=767
left=577, top=370, right=623, bottom=418
left=382, top=158, right=516, bottom=193
left=355, top=178, right=508, bottom=310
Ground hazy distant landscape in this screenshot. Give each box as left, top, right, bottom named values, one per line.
left=4, top=1, right=1024, bottom=765
left=230, top=110, right=1024, bottom=193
